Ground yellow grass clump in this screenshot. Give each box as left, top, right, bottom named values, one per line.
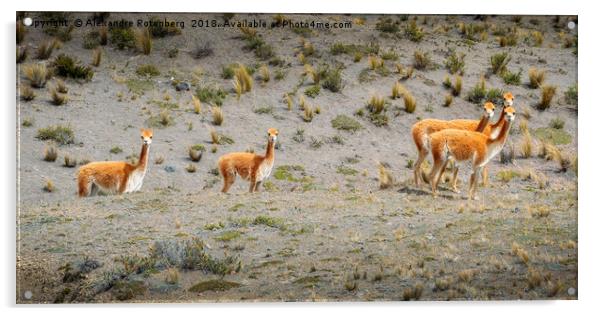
left=378, top=163, right=394, bottom=189
left=211, top=106, right=223, bottom=125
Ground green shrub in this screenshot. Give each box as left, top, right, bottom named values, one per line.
left=404, top=20, right=424, bottom=42
left=110, top=26, right=136, bottom=49
left=36, top=125, right=75, bottom=145
left=136, top=64, right=160, bottom=77
left=305, top=85, right=321, bottom=98
left=52, top=54, right=94, bottom=80
left=490, top=52, right=511, bottom=75
left=376, top=17, right=400, bottom=33
left=564, top=84, right=578, bottom=105
left=321, top=67, right=343, bottom=92
left=332, top=115, right=362, bottom=132
left=445, top=50, right=465, bottom=74
left=196, top=85, right=227, bottom=106
left=502, top=69, right=522, bottom=85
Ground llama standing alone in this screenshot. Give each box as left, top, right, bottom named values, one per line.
left=218, top=128, right=278, bottom=193
left=428, top=106, right=516, bottom=200
left=77, top=128, right=153, bottom=197
left=411, top=92, right=514, bottom=187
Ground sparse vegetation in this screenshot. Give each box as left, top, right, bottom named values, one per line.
left=413, top=50, right=432, bottom=70
left=445, top=50, right=465, bottom=74
left=52, top=54, right=94, bottom=80
left=20, top=85, right=36, bottom=101
left=135, top=28, right=152, bottom=55
left=191, top=42, right=214, bottom=59
left=564, top=84, right=577, bottom=105
left=36, top=39, right=59, bottom=60
left=538, top=85, right=557, bottom=110
left=43, top=145, right=58, bottom=162
left=490, top=52, right=511, bottom=75
left=92, top=48, right=102, bottom=67
left=23, top=63, right=49, bottom=88
left=211, top=106, right=224, bottom=125
left=332, top=115, right=362, bottom=132
left=528, top=67, right=546, bottom=88
left=403, top=90, right=417, bottom=113
left=136, top=64, right=160, bottom=77
left=36, top=125, right=74, bottom=145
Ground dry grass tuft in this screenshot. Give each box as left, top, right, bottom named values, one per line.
left=50, top=87, right=68, bottom=105
left=234, top=64, right=253, bottom=96
left=391, top=81, right=405, bottom=99
left=259, top=64, right=270, bottom=83
left=303, top=105, right=314, bottom=122
left=17, top=46, right=28, bottom=63
left=402, top=283, right=423, bottom=301
left=452, top=75, right=462, bottom=96
left=413, top=50, right=431, bottom=70
left=92, top=47, right=102, bottom=67
left=43, top=145, right=58, bottom=162
left=529, top=205, right=551, bottom=218
left=20, top=85, right=36, bottom=101
left=285, top=94, right=293, bottom=111
left=55, top=79, right=68, bottom=93
left=403, top=90, right=417, bottom=113
left=185, top=164, right=197, bottom=173
left=538, top=85, right=557, bottom=110
left=43, top=179, right=55, bottom=192
left=299, top=95, right=307, bottom=110
left=532, top=31, right=544, bottom=47
left=528, top=67, right=546, bottom=88
left=458, top=269, right=476, bottom=283
left=192, top=95, right=202, bottom=114
left=211, top=106, right=223, bottom=125
left=63, top=154, right=77, bottom=168
left=368, top=55, right=384, bottom=70
left=511, top=242, right=530, bottom=264
left=527, top=268, right=543, bottom=289
left=210, top=129, right=219, bottom=144
left=36, top=39, right=59, bottom=60
left=23, top=63, right=49, bottom=88
left=378, top=163, right=394, bottom=189
left=520, top=130, right=533, bottom=158
left=165, top=268, right=180, bottom=285
left=189, top=146, right=204, bottom=162
left=444, top=94, right=453, bottom=107
left=368, top=94, right=386, bottom=113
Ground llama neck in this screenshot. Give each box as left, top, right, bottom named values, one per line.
left=487, top=118, right=511, bottom=147
left=265, top=140, right=275, bottom=161
left=490, top=106, right=507, bottom=129
left=475, top=114, right=490, bottom=133
left=136, top=143, right=150, bottom=170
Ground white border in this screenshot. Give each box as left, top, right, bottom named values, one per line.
left=2, top=0, right=598, bottom=315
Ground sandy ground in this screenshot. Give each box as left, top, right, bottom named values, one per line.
left=17, top=13, right=577, bottom=303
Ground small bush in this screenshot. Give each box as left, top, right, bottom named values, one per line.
left=452, top=75, right=463, bottom=96
left=368, top=55, right=384, bottom=70
left=43, top=179, right=55, bottom=192
left=467, top=76, right=487, bottom=103
left=55, top=79, right=68, bottom=93
left=532, top=31, right=544, bottom=47
left=189, top=145, right=205, bottom=162
left=445, top=50, right=465, bottom=74
left=17, top=46, right=28, bottom=64
left=186, top=164, right=197, bottom=173
left=303, top=105, right=314, bottom=122
left=50, top=87, right=68, bottom=105
left=136, top=64, right=160, bottom=77
left=392, top=81, right=404, bottom=99
left=550, top=117, right=565, bottom=129
left=196, top=85, right=227, bottom=106
left=110, top=26, right=136, bottom=49
left=305, top=85, right=320, bottom=98
left=321, top=67, right=343, bottom=92
left=135, top=28, right=152, bottom=55
left=332, top=115, right=362, bottom=132
left=259, top=64, right=270, bottom=83
left=36, top=125, right=75, bottom=145
left=520, top=132, right=533, bottom=158
left=376, top=17, right=400, bottom=33
left=413, top=50, right=432, bottom=70
left=63, top=155, right=77, bottom=167
left=91, top=48, right=102, bottom=67
left=23, top=63, right=48, bottom=88
left=212, top=106, right=223, bottom=125
left=192, top=42, right=214, bottom=59
left=490, top=52, right=511, bottom=75
left=403, top=90, right=417, bottom=113
left=378, top=163, right=394, bottom=189
left=528, top=67, right=545, bottom=88
left=20, top=85, right=36, bottom=101
left=444, top=94, right=453, bottom=107
left=43, top=145, right=58, bottom=162
left=502, top=69, right=522, bottom=85
left=405, top=20, right=424, bottom=42
left=538, top=85, right=557, bottom=110
left=564, top=84, right=578, bottom=105
left=52, top=54, right=94, bottom=80
left=110, top=146, right=123, bottom=154
left=36, top=39, right=59, bottom=60
left=368, top=94, right=385, bottom=114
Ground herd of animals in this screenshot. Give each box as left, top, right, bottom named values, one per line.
left=76, top=92, right=516, bottom=200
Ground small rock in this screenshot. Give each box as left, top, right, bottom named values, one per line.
left=164, top=166, right=176, bottom=173
left=175, top=82, right=190, bottom=91
left=512, top=207, right=520, bottom=213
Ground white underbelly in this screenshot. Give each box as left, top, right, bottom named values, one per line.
left=256, top=162, right=274, bottom=182
left=124, top=170, right=146, bottom=193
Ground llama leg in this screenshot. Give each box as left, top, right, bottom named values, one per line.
left=413, top=150, right=427, bottom=187
left=429, top=160, right=445, bottom=196
left=249, top=177, right=257, bottom=193
left=481, top=166, right=489, bottom=187
left=254, top=181, right=262, bottom=192
left=77, top=175, right=89, bottom=197
left=469, top=167, right=482, bottom=200
left=451, top=164, right=460, bottom=193
left=221, top=172, right=235, bottom=193
left=435, top=159, right=449, bottom=189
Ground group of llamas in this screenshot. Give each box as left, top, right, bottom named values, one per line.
left=76, top=93, right=515, bottom=200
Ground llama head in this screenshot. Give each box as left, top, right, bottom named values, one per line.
left=267, top=128, right=279, bottom=143
left=503, top=92, right=514, bottom=107
left=504, top=106, right=516, bottom=122
left=140, top=128, right=153, bottom=145
left=483, top=102, right=496, bottom=118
